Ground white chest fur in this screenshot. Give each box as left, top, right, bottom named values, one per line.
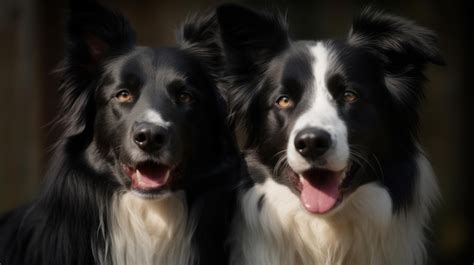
left=105, top=192, right=194, bottom=265
left=230, top=155, right=438, bottom=265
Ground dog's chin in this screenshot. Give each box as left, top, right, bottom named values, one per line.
left=288, top=161, right=360, bottom=216
left=121, top=160, right=176, bottom=199
left=130, top=188, right=173, bottom=200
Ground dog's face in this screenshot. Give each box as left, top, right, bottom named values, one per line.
left=62, top=3, right=227, bottom=198
left=217, top=5, right=442, bottom=214
left=248, top=42, right=388, bottom=214
left=95, top=48, right=223, bottom=197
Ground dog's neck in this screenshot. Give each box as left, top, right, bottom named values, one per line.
left=103, top=192, right=195, bottom=265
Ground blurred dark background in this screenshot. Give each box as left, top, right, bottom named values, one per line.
left=0, top=0, right=472, bottom=264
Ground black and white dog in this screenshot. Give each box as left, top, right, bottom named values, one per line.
left=216, top=4, right=443, bottom=264
left=0, top=2, right=241, bottom=265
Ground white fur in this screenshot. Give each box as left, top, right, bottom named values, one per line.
left=230, top=154, right=439, bottom=265
left=102, top=192, right=195, bottom=265
left=142, top=110, right=171, bottom=128
left=287, top=42, right=349, bottom=173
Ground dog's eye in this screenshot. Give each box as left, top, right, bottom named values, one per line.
left=177, top=92, right=193, bottom=104
left=276, top=96, right=294, bottom=109
left=343, top=90, right=358, bottom=103
left=115, top=90, right=133, bottom=103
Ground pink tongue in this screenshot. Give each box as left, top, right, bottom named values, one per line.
left=128, top=164, right=170, bottom=190
left=300, top=172, right=340, bottom=214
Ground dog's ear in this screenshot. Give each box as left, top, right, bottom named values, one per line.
left=348, top=8, right=444, bottom=100
left=54, top=0, right=136, bottom=139
left=216, top=4, right=290, bottom=75
left=67, top=0, right=136, bottom=70
left=177, top=10, right=221, bottom=79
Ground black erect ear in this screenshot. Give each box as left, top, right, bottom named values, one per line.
left=55, top=0, right=136, bottom=139
left=216, top=4, right=290, bottom=75
left=177, top=10, right=221, bottom=79
left=67, top=0, right=136, bottom=70
left=348, top=8, right=444, bottom=100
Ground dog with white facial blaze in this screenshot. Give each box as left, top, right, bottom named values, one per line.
left=0, top=1, right=242, bottom=265
left=216, top=4, right=443, bottom=265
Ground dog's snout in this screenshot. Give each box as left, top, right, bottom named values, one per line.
left=294, top=128, right=332, bottom=160
left=132, top=122, right=167, bottom=152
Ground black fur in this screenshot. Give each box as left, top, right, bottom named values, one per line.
left=0, top=2, right=240, bottom=265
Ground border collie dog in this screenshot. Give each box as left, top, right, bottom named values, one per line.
left=216, top=4, right=443, bottom=265
left=0, top=2, right=240, bottom=265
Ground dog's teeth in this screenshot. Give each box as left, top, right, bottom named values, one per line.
left=136, top=170, right=143, bottom=183
left=164, top=170, right=170, bottom=183
left=339, top=171, right=347, bottom=184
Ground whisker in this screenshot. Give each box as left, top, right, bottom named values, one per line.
left=371, top=154, right=385, bottom=182
left=272, top=149, right=287, bottom=159
left=273, top=152, right=288, bottom=178
left=350, top=147, right=384, bottom=181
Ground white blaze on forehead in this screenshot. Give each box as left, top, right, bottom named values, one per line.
left=143, top=110, right=171, bottom=127
left=287, top=42, right=349, bottom=172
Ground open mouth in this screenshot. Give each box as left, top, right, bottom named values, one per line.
left=291, top=162, right=359, bottom=214
left=122, top=161, right=172, bottom=192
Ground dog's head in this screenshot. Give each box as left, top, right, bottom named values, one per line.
left=217, top=5, right=442, bottom=214
left=59, top=2, right=230, bottom=198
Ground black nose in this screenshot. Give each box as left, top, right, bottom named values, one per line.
left=132, top=122, right=168, bottom=152
left=294, top=128, right=332, bottom=160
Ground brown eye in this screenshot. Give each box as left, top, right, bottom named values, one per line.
left=178, top=92, right=193, bottom=104
left=115, top=90, right=133, bottom=103
left=276, top=96, right=294, bottom=109
left=343, top=90, right=358, bottom=103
